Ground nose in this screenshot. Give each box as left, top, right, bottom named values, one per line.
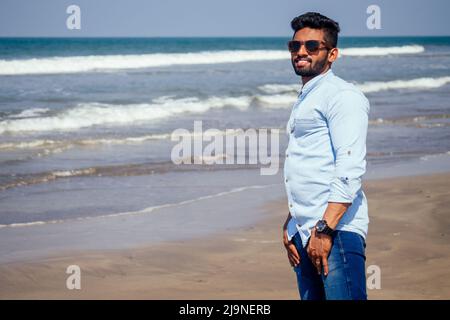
left=297, top=43, right=308, bottom=56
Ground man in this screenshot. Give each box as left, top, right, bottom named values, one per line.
left=282, top=12, right=370, bottom=300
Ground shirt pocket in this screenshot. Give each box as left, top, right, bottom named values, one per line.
left=293, top=118, right=319, bottom=138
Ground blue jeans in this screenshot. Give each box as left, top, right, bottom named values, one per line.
left=292, top=230, right=367, bottom=300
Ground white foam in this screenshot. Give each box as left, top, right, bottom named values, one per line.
left=259, top=76, right=450, bottom=97
left=79, top=134, right=172, bottom=145
left=420, top=151, right=450, bottom=161
left=0, top=95, right=252, bottom=134
left=0, top=129, right=274, bottom=151
left=2, top=75, right=448, bottom=135
left=0, top=50, right=288, bottom=75
left=0, top=139, right=58, bottom=149
left=359, top=76, right=450, bottom=93
left=0, top=45, right=425, bottom=76
left=258, top=84, right=298, bottom=95
left=7, top=108, right=50, bottom=119
left=339, top=45, right=424, bottom=56
left=0, top=167, right=99, bottom=191
left=52, top=168, right=96, bottom=177
left=0, top=221, right=52, bottom=228
left=255, top=94, right=297, bottom=107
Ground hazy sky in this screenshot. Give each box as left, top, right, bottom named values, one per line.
left=1, top=0, right=449, bottom=37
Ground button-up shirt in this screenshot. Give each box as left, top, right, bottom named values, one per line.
left=284, top=69, right=370, bottom=247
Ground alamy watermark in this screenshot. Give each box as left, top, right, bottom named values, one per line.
left=65, top=5, right=379, bottom=32
left=367, top=4, right=381, bottom=30
left=66, top=5, right=81, bottom=30
left=170, top=121, right=280, bottom=175
left=367, top=264, right=381, bottom=290
left=63, top=262, right=379, bottom=291
left=66, top=264, right=81, bottom=290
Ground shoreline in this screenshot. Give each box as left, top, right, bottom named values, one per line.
left=1, top=172, right=449, bottom=299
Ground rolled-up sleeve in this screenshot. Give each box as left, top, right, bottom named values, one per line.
left=326, top=89, right=369, bottom=203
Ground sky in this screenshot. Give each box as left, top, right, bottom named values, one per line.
left=0, top=0, right=449, bottom=37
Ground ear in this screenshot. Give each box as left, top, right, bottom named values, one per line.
left=328, top=47, right=339, bottom=63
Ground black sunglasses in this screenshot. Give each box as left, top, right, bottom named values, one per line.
left=287, top=40, right=331, bottom=53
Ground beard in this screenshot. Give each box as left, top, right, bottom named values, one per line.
left=291, top=55, right=328, bottom=77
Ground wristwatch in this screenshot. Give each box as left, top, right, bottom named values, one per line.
left=315, top=220, right=334, bottom=236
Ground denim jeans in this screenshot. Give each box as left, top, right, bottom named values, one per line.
left=292, top=230, right=367, bottom=300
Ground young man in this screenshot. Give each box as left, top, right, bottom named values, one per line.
left=282, top=12, right=370, bottom=300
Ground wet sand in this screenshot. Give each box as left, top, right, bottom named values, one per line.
left=0, top=173, right=449, bottom=299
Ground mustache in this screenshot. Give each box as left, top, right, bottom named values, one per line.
left=294, top=57, right=312, bottom=63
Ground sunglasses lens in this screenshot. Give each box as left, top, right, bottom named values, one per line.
left=305, top=40, right=320, bottom=52
left=288, top=40, right=323, bottom=53
left=288, top=41, right=301, bottom=53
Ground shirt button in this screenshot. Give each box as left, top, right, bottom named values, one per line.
left=286, top=153, right=289, bottom=158
left=289, top=203, right=293, bottom=208
left=285, top=179, right=288, bottom=183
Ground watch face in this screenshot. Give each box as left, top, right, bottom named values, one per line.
left=316, top=221, right=326, bottom=232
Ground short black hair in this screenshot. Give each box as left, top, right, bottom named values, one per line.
left=291, top=12, right=340, bottom=48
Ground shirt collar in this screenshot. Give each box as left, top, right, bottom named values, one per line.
left=299, top=69, right=333, bottom=97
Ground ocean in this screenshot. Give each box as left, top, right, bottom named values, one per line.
left=0, top=37, right=449, bottom=261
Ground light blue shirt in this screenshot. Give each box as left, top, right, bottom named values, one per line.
left=284, top=69, right=370, bottom=247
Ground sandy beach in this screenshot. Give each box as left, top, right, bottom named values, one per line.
left=0, top=172, right=449, bottom=299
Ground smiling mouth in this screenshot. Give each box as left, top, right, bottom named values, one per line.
left=295, top=59, right=311, bottom=67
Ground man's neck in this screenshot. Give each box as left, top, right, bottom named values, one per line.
left=301, top=66, right=331, bottom=86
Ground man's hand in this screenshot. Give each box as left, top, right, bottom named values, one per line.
left=306, top=228, right=333, bottom=276
left=282, top=212, right=300, bottom=267
left=283, top=227, right=300, bottom=267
